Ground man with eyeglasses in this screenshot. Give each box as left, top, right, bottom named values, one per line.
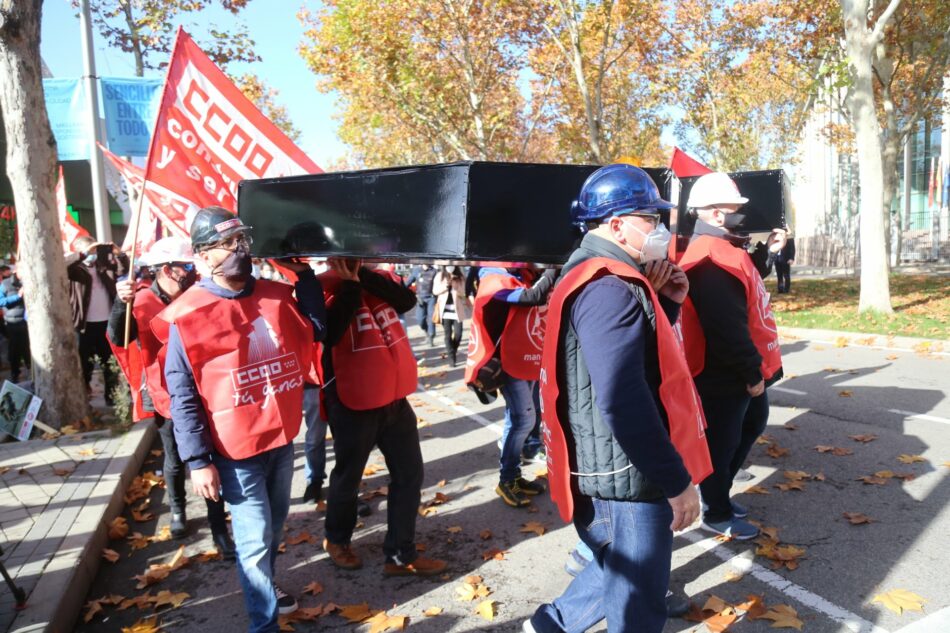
left=108, top=237, right=233, bottom=555
left=153, top=207, right=330, bottom=633
left=526, top=164, right=710, bottom=633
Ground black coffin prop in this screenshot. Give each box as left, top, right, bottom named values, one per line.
left=675, top=169, right=792, bottom=237
left=238, top=161, right=673, bottom=264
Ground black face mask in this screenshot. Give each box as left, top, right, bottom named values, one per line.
left=722, top=212, right=747, bottom=230
left=177, top=268, right=198, bottom=292
left=214, top=245, right=252, bottom=282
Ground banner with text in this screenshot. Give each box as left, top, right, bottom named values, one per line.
left=145, top=27, right=321, bottom=213
left=42, top=79, right=90, bottom=161
left=101, top=77, right=163, bottom=157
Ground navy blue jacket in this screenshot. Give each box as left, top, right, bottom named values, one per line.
left=164, top=270, right=327, bottom=469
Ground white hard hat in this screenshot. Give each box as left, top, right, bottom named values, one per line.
left=140, top=237, right=195, bottom=267
left=687, top=172, right=749, bottom=208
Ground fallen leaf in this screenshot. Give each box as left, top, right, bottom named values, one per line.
left=128, top=532, right=151, bottom=551
left=418, top=506, right=438, bottom=517
left=838, top=390, right=853, bottom=397
left=813, top=472, right=826, bottom=481
left=858, top=476, right=889, bottom=486
left=446, top=526, right=463, bottom=534
left=131, top=509, right=155, bottom=522
left=743, top=485, right=771, bottom=495
left=134, top=567, right=170, bottom=589
left=849, top=434, right=878, bottom=443
left=479, top=529, right=493, bottom=540
left=736, top=594, right=767, bottom=618
left=783, top=470, right=810, bottom=481
left=102, top=548, right=120, bottom=563
left=168, top=545, right=188, bottom=569
left=436, top=479, right=447, bottom=487
left=704, top=607, right=738, bottom=632
left=783, top=422, right=798, bottom=431
left=723, top=570, right=744, bottom=583
left=286, top=531, right=317, bottom=545
left=871, top=589, right=927, bottom=615
left=474, top=600, right=496, bottom=621
left=893, top=472, right=916, bottom=481
left=152, top=526, right=172, bottom=542
left=766, top=444, right=790, bottom=458
left=78, top=448, right=98, bottom=457
left=519, top=521, right=546, bottom=537
left=277, top=616, right=295, bottom=631
left=118, top=592, right=153, bottom=611
left=109, top=517, right=130, bottom=540
left=338, top=602, right=377, bottom=623
left=363, top=464, right=385, bottom=476
left=84, top=600, right=105, bottom=623
left=150, top=449, right=163, bottom=457
left=302, top=581, right=323, bottom=596
left=277, top=542, right=287, bottom=553
left=195, top=550, right=223, bottom=563
left=774, top=481, right=805, bottom=492
left=456, top=581, right=492, bottom=601
left=423, top=606, right=443, bottom=617
left=835, top=336, right=849, bottom=347
left=758, top=604, right=804, bottom=630
left=121, top=616, right=163, bottom=633
left=152, top=590, right=190, bottom=609
left=366, top=611, right=408, bottom=633
left=481, top=548, right=506, bottom=561
left=815, top=445, right=853, bottom=456
left=463, top=575, right=483, bottom=585
left=843, top=512, right=874, bottom=525
left=702, top=596, right=729, bottom=613
left=897, top=454, right=926, bottom=464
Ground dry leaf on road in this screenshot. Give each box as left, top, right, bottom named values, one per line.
left=479, top=529, right=493, bottom=540
left=102, top=548, right=120, bottom=563
left=897, top=454, right=926, bottom=464
left=423, top=606, right=443, bottom=616
left=475, top=600, right=497, bottom=621
left=783, top=470, right=810, bottom=481
left=109, top=517, right=130, bottom=540
left=366, top=611, right=408, bottom=633
left=843, top=512, right=875, bottom=525
left=338, top=602, right=378, bottom=623
left=743, top=485, right=771, bottom=495
left=519, top=521, right=546, bottom=536
left=775, top=481, right=805, bottom=492
left=302, top=581, right=323, bottom=596
left=816, top=445, right=853, bottom=456
left=121, top=616, right=163, bottom=633
left=765, top=444, right=790, bottom=458
left=871, top=589, right=927, bottom=615
left=849, top=434, right=878, bottom=443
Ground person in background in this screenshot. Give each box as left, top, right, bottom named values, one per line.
left=775, top=232, right=796, bottom=293
left=0, top=268, right=29, bottom=383
left=68, top=236, right=128, bottom=405
left=405, top=265, right=437, bottom=346
left=432, top=266, right=471, bottom=367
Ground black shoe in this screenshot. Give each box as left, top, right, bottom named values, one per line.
left=666, top=589, right=690, bottom=618
left=274, top=584, right=298, bottom=615
left=357, top=500, right=372, bottom=517
left=427, top=335, right=435, bottom=347
left=170, top=512, right=187, bottom=539
left=449, top=351, right=457, bottom=367
left=512, top=476, right=545, bottom=496
left=212, top=530, right=236, bottom=561
left=302, top=481, right=323, bottom=504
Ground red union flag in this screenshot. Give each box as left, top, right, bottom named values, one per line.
left=146, top=28, right=321, bottom=212
left=669, top=146, right=713, bottom=179
left=57, top=166, right=90, bottom=251
left=100, top=144, right=196, bottom=255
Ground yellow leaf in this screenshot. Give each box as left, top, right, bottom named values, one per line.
left=759, top=604, right=804, bottom=629
left=121, top=616, right=163, bottom=633
left=128, top=532, right=151, bottom=551
left=519, top=521, right=546, bottom=536
left=102, top=548, right=120, bottom=563
left=704, top=607, right=738, bottom=632
left=871, top=589, right=927, bottom=614
left=109, top=517, right=130, bottom=540
left=897, top=454, right=926, bottom=464
left=481, top=548, right=506, bottom=561
left=338, top=602, right=377, bottom=623
left=783, top=470, right=810, bottom=481
left=702, top=596, right=729, bottom=613
left=436, top=479, right=447, bottom=487
left=132, top=509, right=156, bottom=522
left=302, top=580, right=323, bottom=596
left=474, top=600, right=496, bottom=621
left=152, top=590, right=189, bottom=609
left=838, top=390, right=853, bottom=397
left=743, top=485, right=771, bottom=495
left=363, top=463, right=385, bottom=476
left=277, top=615, right=295, bottom=631
left=366, top=611, right=408, bottom=633
left=423, top=606, right=443, bottom=616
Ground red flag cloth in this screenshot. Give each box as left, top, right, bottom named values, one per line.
left=669, top=147, right=713, bottom=178
left=928, top=157, right=936, bottom=208
left=57, top=166, right=90, bottom=251
left=145, top=27, right=321, bottom=214
left=100, top=144, right=194, bottom=256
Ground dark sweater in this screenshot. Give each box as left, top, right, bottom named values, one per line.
left=560, top=234, right=691, bottom=499
left=164, top=271, right=327, bottom=469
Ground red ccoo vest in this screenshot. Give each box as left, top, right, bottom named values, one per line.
left=540, top=257, right=713, bottom=523
left=317, top=270, right=417, bottom=411
left=465, top=272, right=547, bottom=384
left=132, top=288, right=173, bottom=419
left=152, top=280, right=313, bottom=460
left=678, top=235, right=782, bottom=382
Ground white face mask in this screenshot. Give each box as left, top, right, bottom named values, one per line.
left=622, top=219, right=672, bottom=263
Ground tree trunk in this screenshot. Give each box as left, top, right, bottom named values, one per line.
left=0, top=0, right=91, bottom=428
left=842, top=0, right=895, bottom=313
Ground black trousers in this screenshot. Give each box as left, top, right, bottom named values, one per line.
left=775, top=262, right=792, bottom=293
left=324, top=389, right=423, bottom=563
left=155, top=414, right=228, bottom=533
left=5, top=321, right=30, bottom=381
left=697, top=390, right=769, bottom=522
left=79, top=321, right=118, bottom=401
left=442, top=319, right=462, bottom=354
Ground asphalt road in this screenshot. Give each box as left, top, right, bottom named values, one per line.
left=75, top=327, right=949, bottom=633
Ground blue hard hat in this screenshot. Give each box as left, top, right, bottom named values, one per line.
left=571, top=164, right=675, bottom=226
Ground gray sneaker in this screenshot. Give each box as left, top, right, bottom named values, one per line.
left=700, top=517, right=760, bottom=540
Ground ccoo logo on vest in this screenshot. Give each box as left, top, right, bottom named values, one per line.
left=229, top=316, right=303, bottom=408
left=352, top=305, right=405, bottom=351
left=523, top=304, right=548, bottom=362
left=752, top=272, right=779, bottom=341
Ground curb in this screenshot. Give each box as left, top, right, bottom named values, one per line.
left=779, top=327, right=948, bottom=354
left=8, top=422, right=156, bottom=633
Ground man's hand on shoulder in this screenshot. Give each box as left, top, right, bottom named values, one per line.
left=668, top=484, right=700, bottom=532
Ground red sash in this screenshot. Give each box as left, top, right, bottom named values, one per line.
left=464, top=273, right=546, bottom=383
left=540, top=258, right=712, bottom=522
left=679, top=235, right=782, bottom=381
left=131, top=289, right=172, bottom=418
left=317, top=270, right=417, bottom=411
left=152, top=280, right=313, bottom=460
left=107, top=339, right=149, bottom=422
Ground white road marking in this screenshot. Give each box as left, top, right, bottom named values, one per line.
left=891, top=606, right=950, bottom=632
left=416, top=385, right=503, bottom=436
left=680, top=530, right=891, bottom=633
left=888, top=409, right=950, bottom=426
left=771, top=386, right=808, bottom=396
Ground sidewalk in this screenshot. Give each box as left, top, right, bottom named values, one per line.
left=0, top=420, right=155, bottom=633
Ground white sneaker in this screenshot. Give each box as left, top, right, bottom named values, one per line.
left=522, top=620, right=538, bottom=633
left=274, top=584, right=298, bottom=615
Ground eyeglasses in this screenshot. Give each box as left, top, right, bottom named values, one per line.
left=170, top=262, right=195, bottom=272
left=210, top=234, right=252, bottom=251
left=623, top=213, right=661, bottom=228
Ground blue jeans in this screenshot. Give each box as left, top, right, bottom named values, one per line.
left=302, top=385, right=327, bottom=486
left=216, top=443, right=295, bottom=633
left=531, top=498, right=673, bottom=633
left=499, top=378, right=538, bottom=482
left=415, top=295, right=436, bottom=339
left=523, top=383, right=543, bottom=457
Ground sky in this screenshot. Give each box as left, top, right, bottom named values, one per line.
left=39, top=0, right=346, bottom=168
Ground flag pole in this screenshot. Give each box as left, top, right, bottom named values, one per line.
left=123, top=188, right=147, bottom=345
